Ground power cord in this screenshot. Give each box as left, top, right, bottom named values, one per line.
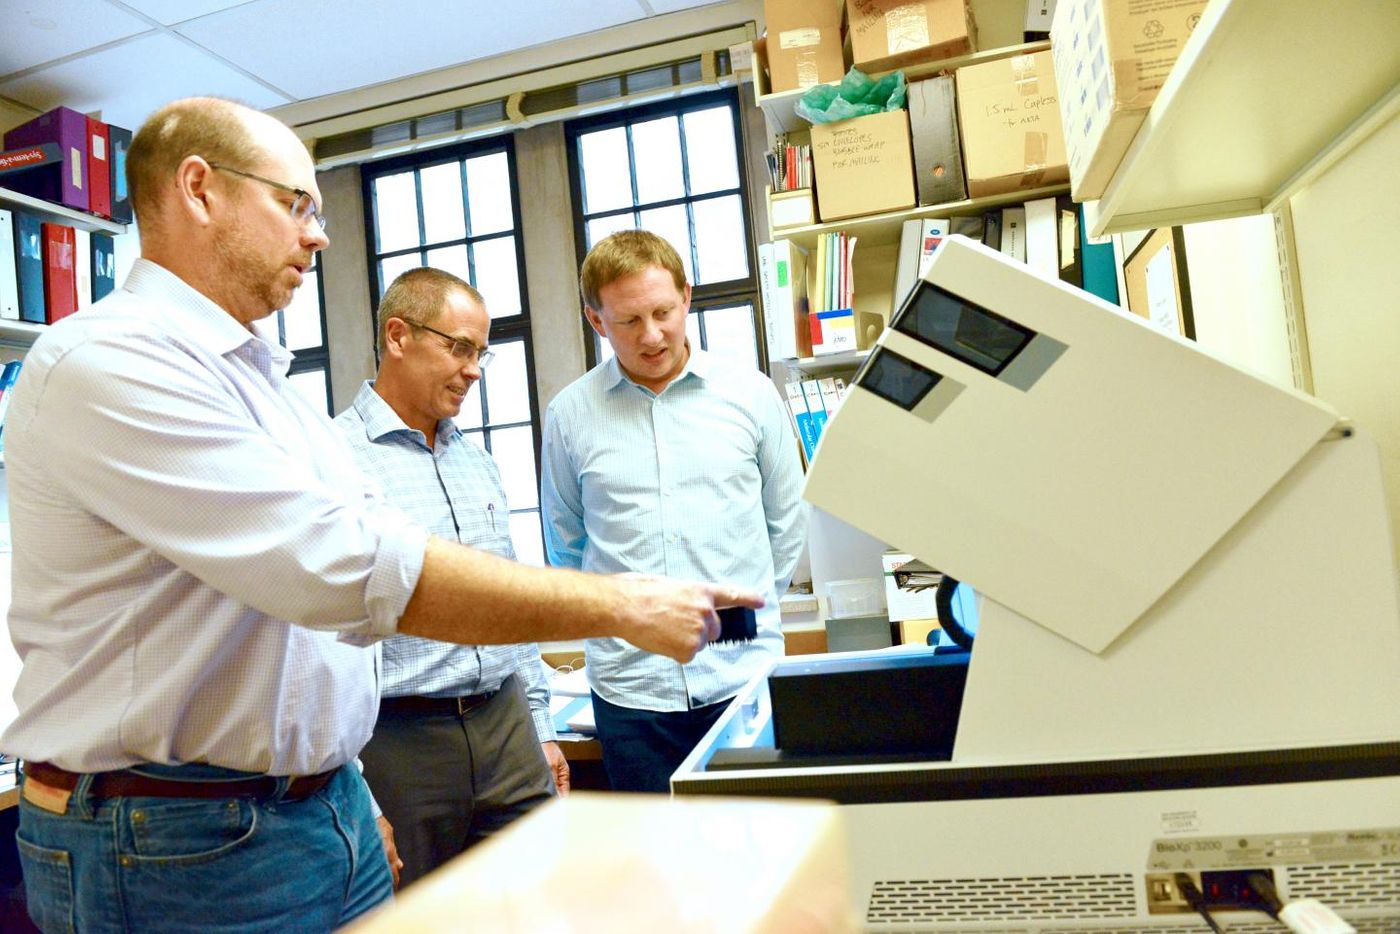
left=1248, top=873, right=1357, bottom=934
left=1175, top=874, right=1225, bottom=934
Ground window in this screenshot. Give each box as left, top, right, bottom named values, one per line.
left=278, top=256, right=332, bottom=415
left=565, top=89, right=762, bottom=370
left=362, top=138, right=545, bottom=566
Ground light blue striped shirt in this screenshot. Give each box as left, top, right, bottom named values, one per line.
left=336, top=382, right=554, bottom=741
left=1, top=259, right=425, bottom=775
left=541, top=348, right=805, bottom=711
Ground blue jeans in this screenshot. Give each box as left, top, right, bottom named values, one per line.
left=590, top=692, right=730, bottom=793
left=16, top=763, right=392, bottom=933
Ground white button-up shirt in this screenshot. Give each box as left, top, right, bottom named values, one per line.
left=541, top=348, right=805, bottom=711
left=1, top=260, right=425, bottom=775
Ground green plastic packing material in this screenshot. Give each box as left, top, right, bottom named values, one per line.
left=795, top=67, right=908, bottom=125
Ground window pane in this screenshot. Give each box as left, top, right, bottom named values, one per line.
left=700, top=303, right=759, bottom=369
left=379, top=252, right=422, bottom=297
left=483, top=339, right=531, bottom=425
left=374, top=172, right=420, bottom=253
left=419, top=162, right=466, bottom=244
left=288, top=368, right=329, bottom=415
left=637, top=204, right=693, bottom=285
left=579, top=127, right=633, bottom=214
left=489, top=425, right=539, bottom=510
left=630, top=116, right=684, bottom=204
left=283, top=268, right=323, bottom=350
left=683, top=106, right=739, bottom=195
left=465, top=152, right=513, bottom=236
left=454, top=388, right=484, bottom=430
left=425, top=243, right=470, bottom=284
left=692, top=194, right=748, bottom=284
left=510, top=510, right=545, bottom=567
left=587, top=212, right=636, bottom=250
left=471, top=236, right=522, bottom=319
left=460, top=426, right=486, bottom=447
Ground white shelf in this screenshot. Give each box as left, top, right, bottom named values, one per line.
left=1087, top=0, right=1400, bottom=237
left=785, top=348, right=870, bottom=376
left=0, top=186, right=128, bottom=236
left=774, top=184, right=1069, bottom=249
left=757, top=40, right=1051, bottom=135
left=0, top=320, right=45, bottom=349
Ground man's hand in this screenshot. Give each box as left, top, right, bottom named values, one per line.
left=542, top=740, right=570, bottom=796
left=613, top=575, right=763, bottom=663
left=376, top=814, right=403, bottom=890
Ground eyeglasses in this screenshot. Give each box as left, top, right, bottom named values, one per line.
left=405, top=320, right=495, bottom=367
left=208, top=163, right=327, bottom=230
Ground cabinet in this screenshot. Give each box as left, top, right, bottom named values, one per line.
left=0, top=185, right=129, bottom=351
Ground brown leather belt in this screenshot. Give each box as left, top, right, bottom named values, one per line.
left=379, top=691, right=497, bottom=717
left=23, top=761, right=338, bottom=802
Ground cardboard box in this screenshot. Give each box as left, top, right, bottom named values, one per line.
left=846, top=0, right=976, bottom=74
left=810, top=109, right=916, bottom=221
left=955, top=49, right=1069, bottom=198
left=907, top=74, right=967, bottom=205
left=1051, top=0, right=1208, bottom=200
left=763, top=0, right=846, bottom=93
left=768, top=187, right=816, bottom=230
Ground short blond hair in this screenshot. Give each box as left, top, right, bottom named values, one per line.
left=376, top=267, right=483, bottom=353
left=127, top=97, right=269, bottom=228
left=580, top=230, right=687, bottom=312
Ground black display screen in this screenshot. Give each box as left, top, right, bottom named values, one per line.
left=893, top=282, right=1035, bottom=376
left=857, top=348, right=942, bottom=411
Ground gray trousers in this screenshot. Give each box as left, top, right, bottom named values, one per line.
left=359, top=673, right=555, bottom=887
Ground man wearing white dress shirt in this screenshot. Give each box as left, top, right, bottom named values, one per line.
left=541, top=230, right=805, bottom=793
left=337, top=268, right=567, bottom=888
left=1, top=98, right=758, bottom=932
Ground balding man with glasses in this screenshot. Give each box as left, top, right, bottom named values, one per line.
left=2, top=97, right=759, bottom=932
left=335, top=268, right=568, bottom=890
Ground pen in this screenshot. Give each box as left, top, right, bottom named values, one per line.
left=487, top=502, right=495, bottom=532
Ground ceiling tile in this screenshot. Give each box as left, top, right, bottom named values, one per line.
left=0, top=32, right=292, bottom=130
left=117, top=1, right=250, bottom=26
left=175, top=0, right=651, bottom=100
left=0, top=0, right=151, bottom=76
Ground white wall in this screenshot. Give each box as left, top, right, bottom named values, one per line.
left=1288, top=114, right=1400, bottom=563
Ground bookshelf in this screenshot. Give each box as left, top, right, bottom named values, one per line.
left=1, top=186, right=130, bottom=349
left=1085, top=0, right=1400, bottom=237
left=787, top=348, right=870, bottom=378
left=1, top=186, right=127, bottom=236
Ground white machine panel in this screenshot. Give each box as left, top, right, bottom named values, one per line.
left=804, top=236, right=1340, bottom=653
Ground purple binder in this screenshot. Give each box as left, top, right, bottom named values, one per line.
left=3, top=106, right=90, bottom=212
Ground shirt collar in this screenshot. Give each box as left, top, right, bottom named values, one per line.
left=123, top=258, right=294, bottom=376
left=352, top=380, right=455, bottom=448
left=602, top=342, right=708, bottom=394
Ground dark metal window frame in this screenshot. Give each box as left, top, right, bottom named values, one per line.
left=563, top=88, right=762, bottom=369
left=282, top=261, right=333, bottom=415
left=359, top=134, right=544, bottom=552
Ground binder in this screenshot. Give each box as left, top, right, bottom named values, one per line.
left=1023, top=197, right=1058, bottom=280
left=3, top=106, right=89, bottom=212
left=757, top=241, right=778, bottom=357
left=108, top=124, right=133, bottom=224
left=784, top=381, right=818, bottom=464
left=13, top=210, right=45, bottom=323
left=907, top=75, right=967, bottom=206
left=41, top=222, right=78, bottom=324
left=999, top=206, right=1026, bottom=262
left=1056, top=195, right=1083, bottom=289
left=800, top=379, right=828, bottom=448
left=892, top=219, right=923, bottom=314
left=91, top=232, right=116, bottom=302
left=1079, top=203, right=1120, bottom=304
left=86, top=117, right=112, bottom=219
left=0, top=209, right=19, bottom=320
left=981, top=209, right=1002, bottom=250
left=770, top=240, right=810, bottom=359
left=74, top=228, right=93, bottom=310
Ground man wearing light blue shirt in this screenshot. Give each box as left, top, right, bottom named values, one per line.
left=337, top=268, right=565, bottom=887
left=541, top=230, right=805, bottom=793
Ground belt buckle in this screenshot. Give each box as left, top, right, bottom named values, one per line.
left=456, top=693, right=490, bottom=716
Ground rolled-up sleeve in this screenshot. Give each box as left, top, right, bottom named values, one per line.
left=32, top=333, right=425, bottom=638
